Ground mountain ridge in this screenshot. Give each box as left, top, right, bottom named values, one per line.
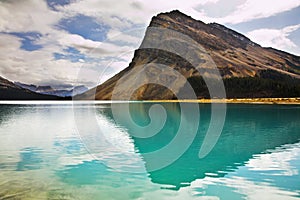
left=15, top=82, right=88, bottom=97
left=0, top=76, right=65, bottom=100
left=78, top=10, right=300, bottom=100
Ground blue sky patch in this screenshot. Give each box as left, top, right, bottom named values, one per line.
left=53, top=47, right=100, bottom=63
left=232, top=6, right=300, bottom=33
left=10, top=32, right=43, bottom=51
left=57, top=14, right=109, bottom=42
left=54, top=47, right=85, bottom=62
left=46, top=0, right=72, bottom=11
left=289, top=28, right=300, bottom=48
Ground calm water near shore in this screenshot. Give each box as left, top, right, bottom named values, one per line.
left=0, top=102, right=300, bottom=199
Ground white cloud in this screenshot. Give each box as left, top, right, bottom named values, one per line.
left=107, top=29, right=142, bottom=45
left=0, top=0, right=299, bottom=86
left=0, top=29, right=134, bottom=87
left=58, top=0, right=300, bottom=57
left=197, top=0, right=300, bottom=24
left=230, top=0, right=300, bottom=24
left=0, top=0, right=140, bottom=86
left=0, top=33, right=95, bottom=87
left=247, top=24, right=300, bottom=55
left=60, top=0, right=219, bottom=28
left=0, top=0, right=62, bottom=34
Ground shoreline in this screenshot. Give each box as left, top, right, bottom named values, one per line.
left=144, top=98, right=300, bottom=105
left=1, top=98, right=300, bottom=105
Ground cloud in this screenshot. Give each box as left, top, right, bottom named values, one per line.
left=0, top=0, right=141, bottom=86
left=0, top=32, right=96, bottom=87
left=0, top=0, right=61, bottom=34
left=0, top=29, right=133, bottom=87
left=0, top=0, right=299, bottom=87
left=58, top=34, right=135, bottom=57
left=197, top=0, right=300, bottom=24
left=230, top=0, right=300, bottom=24
left=247, top=24, right=300, bottom=55
left=59, top=0, right=219, bottom=28
left=107, top=29, right=142, bottom=46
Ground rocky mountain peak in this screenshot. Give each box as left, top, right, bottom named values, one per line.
left=78, top=10, right=300, bottom=100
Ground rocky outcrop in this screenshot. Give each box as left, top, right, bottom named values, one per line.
left=79, top=10, right=300, bottom=100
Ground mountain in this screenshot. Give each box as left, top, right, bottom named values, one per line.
left=15, top=82, right=88, bottom=97
left=0, top=76, right=62, bottom=100
left=78, top=10, right=300, bottom=100
left=72, top=85, right=89, bottom=96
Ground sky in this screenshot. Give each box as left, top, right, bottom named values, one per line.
left=0, top=0, right=300, bottom=88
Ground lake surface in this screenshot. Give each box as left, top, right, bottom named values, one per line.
left=0, top=102, right=300, bottom=199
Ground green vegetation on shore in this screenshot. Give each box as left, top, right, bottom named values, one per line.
left=185, top=69, right=300, bottom=98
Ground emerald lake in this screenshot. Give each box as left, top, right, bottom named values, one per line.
left=0, top=102, right=300, bottom=199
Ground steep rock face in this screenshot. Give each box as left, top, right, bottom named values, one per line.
left=79, top=10, right=300, bottom=100
left=149, top=10, right=300, bottom=78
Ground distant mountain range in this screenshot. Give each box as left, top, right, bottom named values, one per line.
left=78, top=10, right=300, bottom=100
left=14, top=82, right=88, bottom=97
left=0, top=76, right=62, bottom=100
left=0, top=76, right=88, bottom=100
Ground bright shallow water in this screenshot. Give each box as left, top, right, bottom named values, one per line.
left=0, top=102, right=300, bottom=200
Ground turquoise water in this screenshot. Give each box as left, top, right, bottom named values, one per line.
left=0, top=102, right=300, bottom=199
